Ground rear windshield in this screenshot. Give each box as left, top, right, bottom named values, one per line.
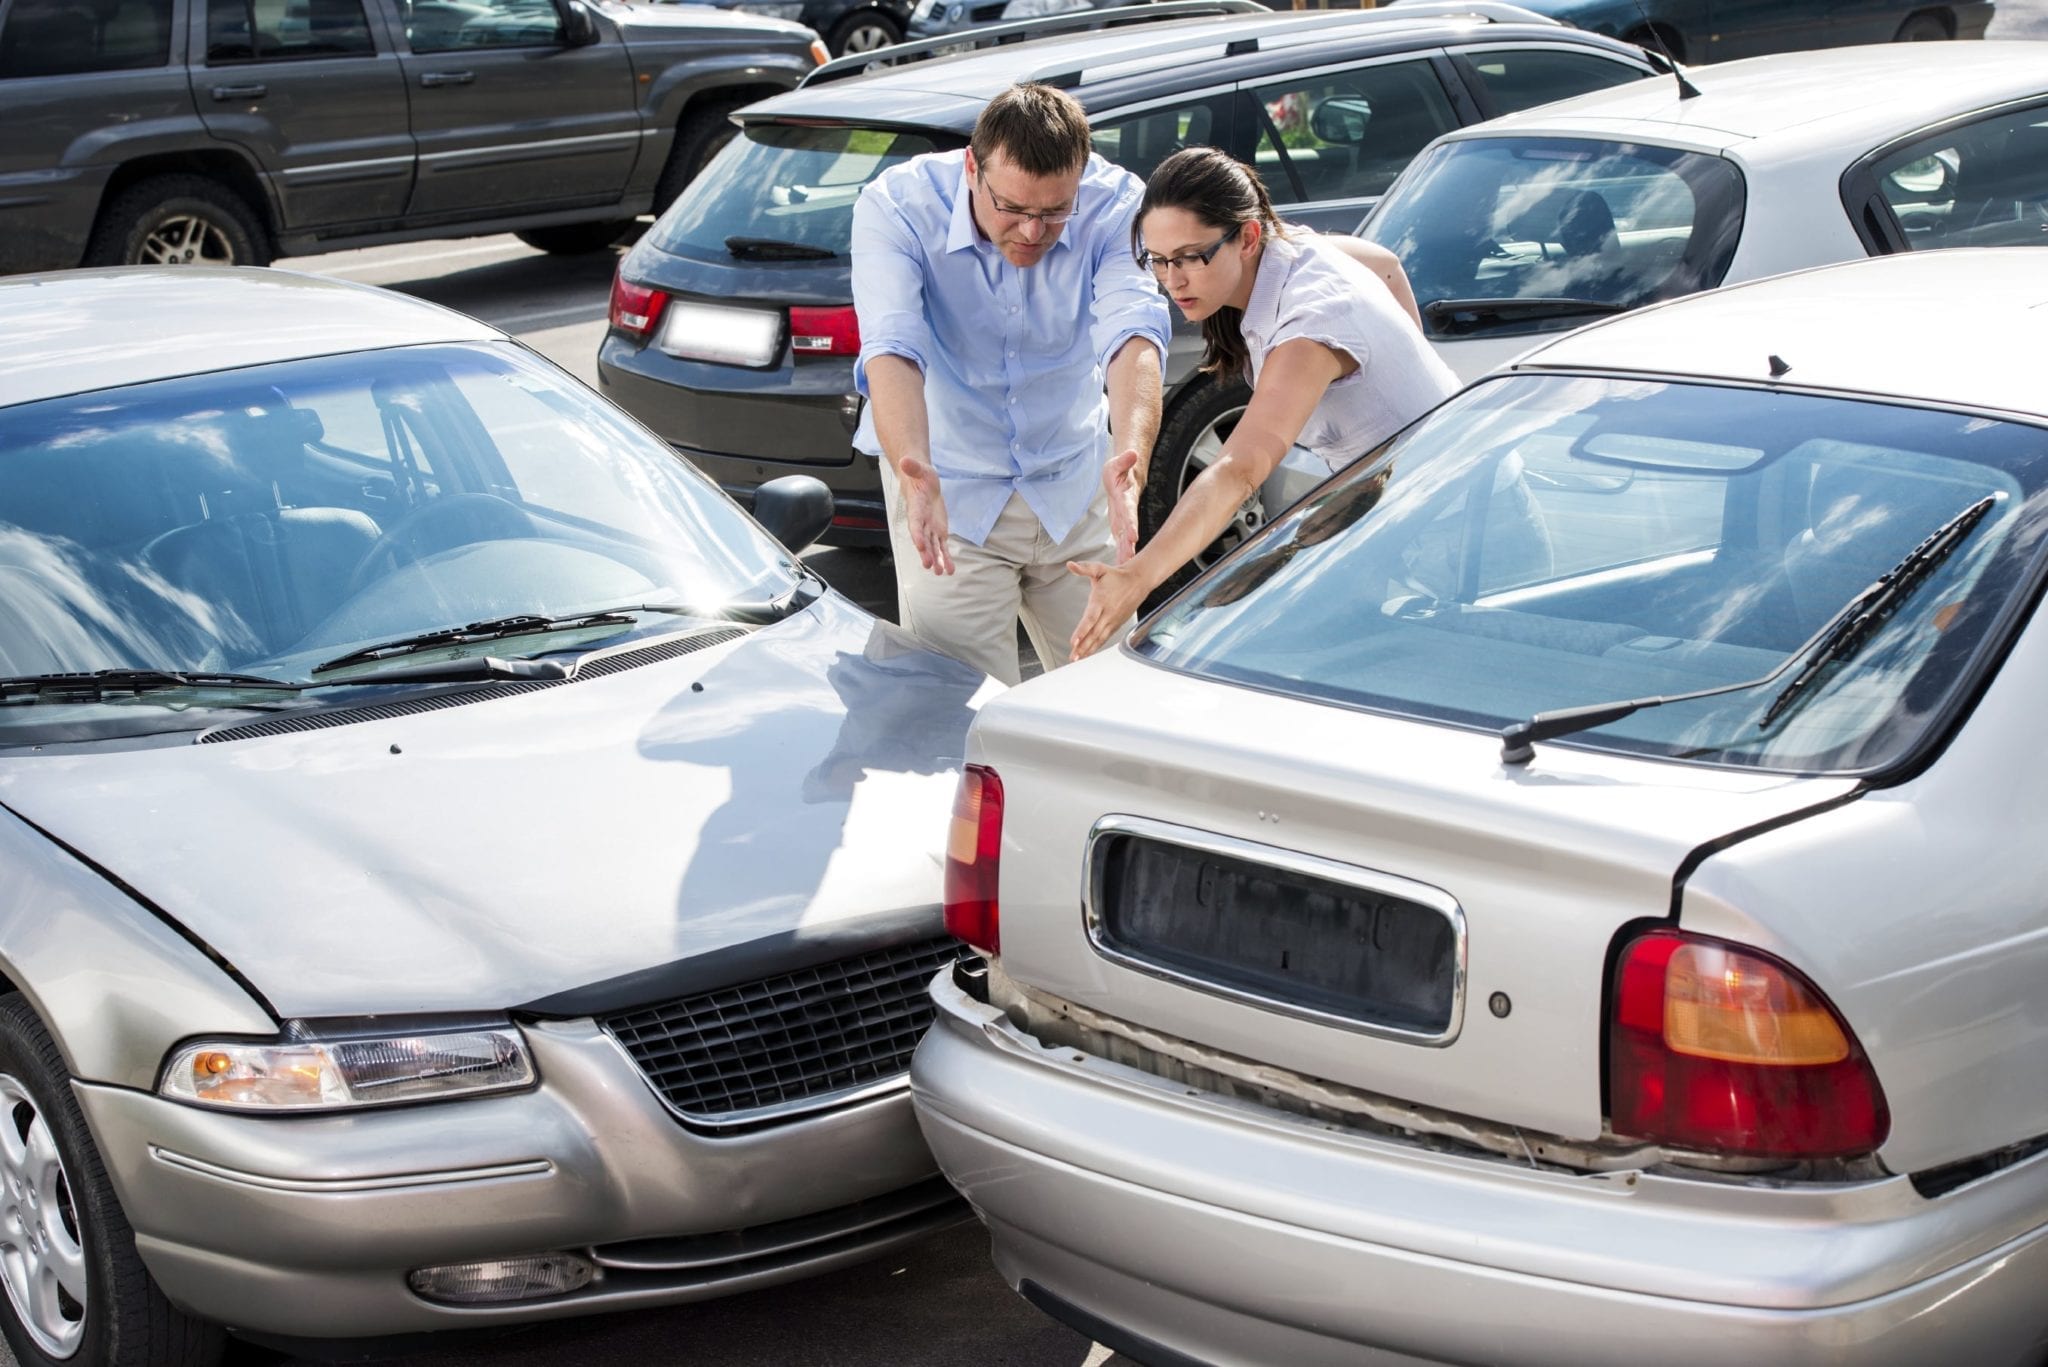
left=648, top=123, right=952, bottom=260
left=1133, top=374, right=2048, bottom=776
left=1363, top=137, right=1745, bottom=343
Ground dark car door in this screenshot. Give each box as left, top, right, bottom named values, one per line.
left=1241, top=52, right=1464, bottom=232
left=389, top=0, right=637, bottom=217
left=191, top=0, right=415, bottom=228
left=1702, top=0, right=1829, bottom=61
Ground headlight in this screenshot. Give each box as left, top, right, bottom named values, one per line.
left=1001, top=0, right=1092, bottom=17
left=733, top=0, right=807, bottom=16
left=161, top=1026, right=535, bottom=1111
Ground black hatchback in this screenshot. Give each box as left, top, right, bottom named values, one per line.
left=597, top=0, right=1654, bottom=555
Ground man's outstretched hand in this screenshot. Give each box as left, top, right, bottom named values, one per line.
left=897, top=455, right=954, bottom=575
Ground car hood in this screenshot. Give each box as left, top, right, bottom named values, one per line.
left=0, top=597, right=995, bottom=1021
left=606, top=0, right=813, bottom=42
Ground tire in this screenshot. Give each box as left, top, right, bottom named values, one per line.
left=1621, top=23, right=1686, bottom=65
left=653, top=97, right=749, bottom=216
left=513, top=220, right=634, bottom=255
left=828, top=9, right=902, bottom=55
left=1892, top=10, right=1950, bottom=39
left=84, top=175, right=269, bottom=269
left=1138, top=371, right=1255, bottom=610
left=0, top=996, right=221, bottom=1367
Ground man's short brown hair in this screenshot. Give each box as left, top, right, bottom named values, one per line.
left=969, top=82, right=1090, bottom=178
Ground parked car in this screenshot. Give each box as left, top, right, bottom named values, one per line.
left=1389, top=0, right=1995, bottom=63
left=597, top=0, right=1655, bottom=572
left=913, top=247, right=2048, bottom=1366
left=1361, top=42, right=2048, bottom=383
left=683, top=0, right=914, bottom=55
left=0, top=266, right=994, bottom=1367
left=0, top=0, right=830, bottom=275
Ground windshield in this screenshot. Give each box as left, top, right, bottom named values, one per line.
left=0, top=341, right=793, bottom=735
left=1134, top=374, right=2048, bottom=774
left=1363, top=137, right=1745, bottom=341
left=649, top=123, right=950, bottom=260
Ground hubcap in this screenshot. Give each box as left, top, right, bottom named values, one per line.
left=1179, top=402, right=1258, bottom=568
left=135, top=214, right=236, bottom=267
left=840, top=22, right=894, bottom=53
left=0, top=1076, right=86, bottom=1358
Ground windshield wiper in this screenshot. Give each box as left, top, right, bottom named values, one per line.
left=1424, top=297, right=1628, bottom=337
left=1499, top=494, right=2000, bottom=765
left=0, top=670, right=300, bottom=705
left=312, top=612, right=639, bottom=675
left=725, top=236, right=836, bottom=261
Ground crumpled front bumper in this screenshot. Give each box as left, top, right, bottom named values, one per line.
left=77, top=1018, right=964, bottom=1338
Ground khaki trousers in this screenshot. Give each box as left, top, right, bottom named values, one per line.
left=879, top=460, right=1125, bottom=686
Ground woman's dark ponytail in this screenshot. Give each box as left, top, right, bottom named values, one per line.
left=1133, top=146, right=1285, bottom=377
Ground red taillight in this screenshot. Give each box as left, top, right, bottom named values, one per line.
left=943, top=764, right=1003, bottom=953
left=1609, top=929, right=1889, bottom=1160
left=608, top=268, right=668, bottom=341
left=788, top=305, right=860, bottom=356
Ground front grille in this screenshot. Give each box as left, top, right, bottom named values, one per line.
left=601, top=936, right=970, bottom=1128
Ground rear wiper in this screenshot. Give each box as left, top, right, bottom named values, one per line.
left=0, top=670, right=299, bottom=705
left=312, top=612, right=638, bottom=675
left=1499, top=494, right=2000, bottom=764
left=1424, top=297, right=1628, bottom=337
left=724, top=236, right=836, bottom=261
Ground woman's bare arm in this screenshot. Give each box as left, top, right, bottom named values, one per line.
left=1327, top=235, right=1423, bottom=329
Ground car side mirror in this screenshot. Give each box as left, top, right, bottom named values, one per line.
left=753, top=475, right=834, bottom=552
left=1309, top=96, right=1372, bottom=146
left=556, top=0, right=600, bottom=46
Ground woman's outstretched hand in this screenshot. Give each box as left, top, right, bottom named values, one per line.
left=1067, top=558, right=1151, bottom=661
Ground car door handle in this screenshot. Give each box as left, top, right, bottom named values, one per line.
left=419, top=70, right=476, bottom=87
left=209, top=83, right=269, bottom=100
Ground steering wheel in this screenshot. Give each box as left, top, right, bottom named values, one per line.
left=343, top=493, right=537, bottom=599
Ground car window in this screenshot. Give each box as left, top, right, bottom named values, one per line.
left=1871, top=103, right=2048, bottom=252
left=403, top=0, right=562, bottom=53
left=207, top=0, right=375, bottom=62
left=1457, top=48, right=1650, bottom=118
left=1251, top=59, right=1459, bottom=208
left=1135, top=374, right=2048, bottom=775
left=0, top=342, right=792, bottom=723
left=0, top=0, right=170, bottom=75
left=1092, top=93, right=1235, bottom=187
left=649, top=124, right=949, bottom=260
left=1364, top=137, right=1746, bottom=341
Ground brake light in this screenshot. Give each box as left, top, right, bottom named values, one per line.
left=789, top=305, right=860, bottom=356
left=1609, top=929, right=1889, bottom=1160
left=943, top=764, right=1003, bottom=953
left=608, top=268, right=668, bottom=341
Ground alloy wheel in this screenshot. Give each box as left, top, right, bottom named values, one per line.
left=1179, top=400, right=1258, bottom=568
left=135, top=214, right=238, bottom=266
left=0, top=1075, right=86, bottom=1358
left=839, top=20, right=896, bottom=53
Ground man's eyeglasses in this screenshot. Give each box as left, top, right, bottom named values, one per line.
left=978, top=174, right=1077, bottom=227
left=1137, top=223, right=1243, bottom=277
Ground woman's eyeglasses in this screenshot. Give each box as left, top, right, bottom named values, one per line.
left=979, top=175, right=1077, bottom=226
left=1137, top=223, right=1243, bottom=277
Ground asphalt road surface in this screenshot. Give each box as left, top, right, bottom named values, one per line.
left=15, top=8, right=2043, bottom=1363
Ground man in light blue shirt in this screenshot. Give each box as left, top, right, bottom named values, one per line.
left=851, top=82, right=1170, bottom=685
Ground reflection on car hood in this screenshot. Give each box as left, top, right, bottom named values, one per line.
left=0, top=596, right=994, bottom=1020
left=607, top=1, right=813, bottom=42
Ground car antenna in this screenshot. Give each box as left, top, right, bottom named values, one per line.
left=1625, top=0, right=1703, bottom=99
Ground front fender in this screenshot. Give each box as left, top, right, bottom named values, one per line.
left=0, top=800, right=273, bottom=1090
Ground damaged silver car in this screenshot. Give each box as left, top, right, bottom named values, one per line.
left=0, top=267, right=991, bottom=1366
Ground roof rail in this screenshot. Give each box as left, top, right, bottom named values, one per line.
left=1022, top=0, right=1554, bottom=88
left=800, top=0, right=1264, bottom=88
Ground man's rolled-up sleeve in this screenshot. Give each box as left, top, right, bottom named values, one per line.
left=851, top=186, right=931, bottom=396
left=1089, top=179, right=1170, bottom=376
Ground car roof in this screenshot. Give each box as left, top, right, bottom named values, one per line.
left=1437, top=43, right=2048, bottom=155
left=0, top=268, right=502, bottom=409
left=745, top=3, right=1639, bottom=129
left=1509, top=248, right=2048, bottom=423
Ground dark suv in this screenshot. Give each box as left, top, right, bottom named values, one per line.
left=0, top=0, right=827, bottom=273
left=596, top=0, right=1653, bottom=559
